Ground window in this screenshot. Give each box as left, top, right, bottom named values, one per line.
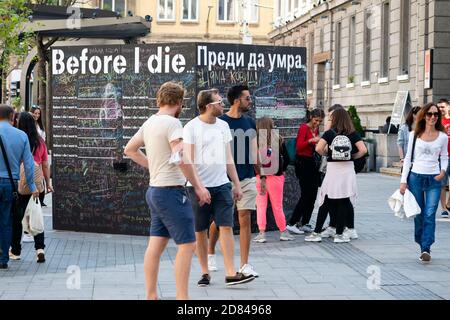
left=276, top=0, right=282, bottom=18
left=158, top=0, right=175, bottom=21
left=101, top=0, right=126, bottom=16
left=348, top=16, right=356, bottom=79
left=334, top=22, right=341, bottom=85
left=182, top=0, right=198, bottom=21
left=247, top=0, right=259, bottom=23
left=381, top=2, right=390, bottom=78
left=218, top=0, right=236, bottom=22
left=400, top=0, right=410, bottom=75
left=319, top=28, right=324, bottom=52
left=363, top=10, right=372, bottom=82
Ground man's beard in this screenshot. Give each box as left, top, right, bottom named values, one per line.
left=213, top=108, right=223, bottom=117
left=174, top=106, right=182, bottom=118
left=239, top=104, right=251, bottom=113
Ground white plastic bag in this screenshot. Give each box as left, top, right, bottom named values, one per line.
left=22, top=197, right=44, bottom=236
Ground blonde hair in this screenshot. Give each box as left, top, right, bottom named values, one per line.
left=156, top=82, right=185, bottom=107
left=257, top=117, right=281, bottom=148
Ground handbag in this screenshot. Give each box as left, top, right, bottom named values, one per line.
left=285, top=138, right=297, bottom=166
left=18, top=161, right=44, bottom=195
left=312, top=151, right=323, bottom=171
left=22, top=196, right=44, bottom=236
left=0, top=135, right=20, bottom=215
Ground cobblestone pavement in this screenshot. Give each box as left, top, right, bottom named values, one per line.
left=1, top=173, right=450, bottom=300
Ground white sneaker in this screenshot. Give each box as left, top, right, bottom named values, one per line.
left=305, top=232, right=322, bottom=242
left=344, top=228, right=358, bottom=239
left=334, top=234, right=351, bottom=243
left=279, top=231, right=294, bottom=241
left=320, top=227, right=336, bottom=238
left=9, top=250, right=20, bottom=261
left=239, top=263, right=259, bottom=278
left=22, top=233, right=34, bottom=243
left=208, top=254, right=218, bottom=272
left=286, top=224, right=305, bottom=235
left=253, top=233, right=267, bottom=243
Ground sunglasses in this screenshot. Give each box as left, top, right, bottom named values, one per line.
left=209, top=100, right=224, bottom=106
left=426, top=112, right=440, bottom=118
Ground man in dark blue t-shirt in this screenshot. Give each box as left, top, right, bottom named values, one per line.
left=207, top=85, right=259, bottom=278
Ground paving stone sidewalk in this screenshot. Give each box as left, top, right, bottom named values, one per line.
left=1, top=173, right=450, bottom=300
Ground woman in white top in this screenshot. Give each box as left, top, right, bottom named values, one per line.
left=400, top=103, right=448, bottom=263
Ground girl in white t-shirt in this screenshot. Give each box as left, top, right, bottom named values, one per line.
left=400, top=103, right=448, bottom=263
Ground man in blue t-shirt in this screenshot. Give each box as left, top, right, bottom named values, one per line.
left=207, top=85, right=259, bottom=278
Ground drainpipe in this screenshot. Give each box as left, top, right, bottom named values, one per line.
left=205, top=6, right=213, bottom=38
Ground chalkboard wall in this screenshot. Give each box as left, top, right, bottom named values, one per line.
left=51, top=43, right=306, bottom=235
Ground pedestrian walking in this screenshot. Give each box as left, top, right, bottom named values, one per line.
left=184, top=88, right=255, bottom=287
left=437, top=99, right=450, bottom=218
left=9, top=112, right=53, bottom=263
left=252, top=117, right=294, bottom=243
left=124, top=82, right=211, bottom=300
left=0, top=105, right=38, bottom=270
left=314, top=108, right=367, bottom=243
left=286, top=108, right=325, bottom=235
left=30, top=106, right=48, bottom=208
left=208, top=84, right=259, bottom=278
left=398, top=106, right=421, bottom=163
left=400, top=103, right=448, bottom=262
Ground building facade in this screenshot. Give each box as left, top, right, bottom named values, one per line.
left=269, top=0, right=450, bottom=129
left=93, top=0, right=273, bottom=44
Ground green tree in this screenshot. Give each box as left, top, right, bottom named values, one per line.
left=0, top=0, right=32, bottom=103
left=347, top=105, right=364, bottom=136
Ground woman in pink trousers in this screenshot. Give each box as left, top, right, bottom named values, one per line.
left=253, top=117, right=294, bottom=243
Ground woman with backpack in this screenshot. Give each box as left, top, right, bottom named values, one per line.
left=400, top=103, right=447, bottom=262
left=9, top=112, right=53, bottom=263
left=314, top=108, right=367, bottom=243
left=286, top=108, right=325, bottom=235
left=253, top=117, right=294, bottom=243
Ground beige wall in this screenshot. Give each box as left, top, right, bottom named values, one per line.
left=269, top=0, right=450, bottom=130
left=136, top=0, right=273, bottom=44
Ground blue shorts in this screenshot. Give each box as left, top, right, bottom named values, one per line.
left=187, top=183, right=234, bottom=232
left=146, top=187, right=196, bottom=245
left=442, top=159, right=450, bottom=187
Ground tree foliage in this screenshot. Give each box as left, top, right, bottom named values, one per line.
left=0, top=0, right=34, bottom=102
left=347, top=105, right=364, bottom=136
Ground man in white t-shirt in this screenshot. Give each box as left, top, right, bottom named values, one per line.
left=184, top=89, right=255, bottom=287
left=124, top=82, right=210, bottom=300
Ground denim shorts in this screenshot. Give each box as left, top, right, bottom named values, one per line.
left=146, top=187, right=196, bottom=245
left=187, top=183, right=234, bottom=232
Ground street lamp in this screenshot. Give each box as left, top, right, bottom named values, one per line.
left=239, top=0, right=274, bottom=45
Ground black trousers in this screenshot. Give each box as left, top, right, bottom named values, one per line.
left=11, top=194, right=45, bottom=256
left=289, top=156, right=319, bottom=226
left=327, top=197, right=354, bottom=235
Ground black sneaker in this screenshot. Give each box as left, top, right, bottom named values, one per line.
left=225, top=272, right=255, bottom=286
left=0, top=263, right=8, bottom=270
left=197, top=274, right=211, bottom=287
